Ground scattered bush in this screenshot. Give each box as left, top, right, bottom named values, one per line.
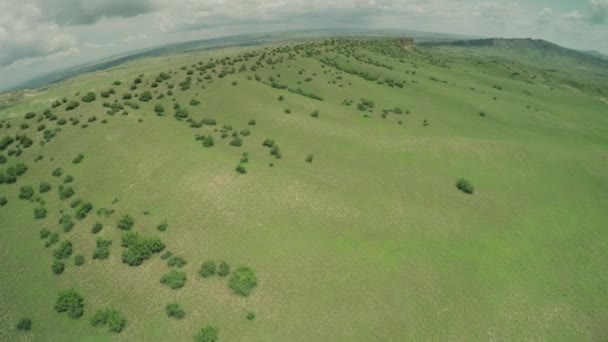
left=0, top=196, right=6, bottom=207
left=73, top=154, right=84, bottom=164
left=52, top=168, right=62, bottom=177
left=218, top=261, right=230, bottom=277
left=165, top=303, right=185, bottom=319
left=278, top=95, right=284, bottom=101
left=55, top=289, right=84, bottom=318
left=310, top=110, right=319, bottom=118
left=202, top=135, right=214, bottom=148
left=74, top=254, right=85, bottom=266
left=53, top=240, right=73, bottom=259
left=167, top=256, right=187, bottom=268
left=93, top=238, right=112, bottom=260
left=19, top=186, right=35, bottom=200
left=75, top=202, right=93, bottom=220
left=117, top=214, right=134, bottom=230
left=25, top=112, right=36, bottom=120
left=64, top=175, right=74, bottom=184
left=92, top=222, right=103, bottom=234
left=199, top=260, right=216, bottom=278
left=235, top=164, right=247, bottom=174
left=17, top=317, right=32, bottom=331
left=456, top=179, right=474, bottom=194
left=51, top=260, right=65, bottom=274
left=154, top=104, right=165, bottom=115
left=228, top=267, right=257, bottom=296
left=45, top=233, right=59, bottom=248
left=160, top=270, right=187, bottom=289
left=122, top=93, right=132, bottom=100
left=230, top=136, right=243, bottom=147
left=65, top=101, right=80, bottom=111
left=40, top=228, right=51, bottom=239
left=194, top=324, right=218, bottom=342
left=58, top=186, right=75, bottom=200
left=90, top=308, right=126, bottom=333
left=139, top=91, right=152, bottom=102
left=262, top=139, right=274, bottom=148
left=81, top=92, right=96, bottom=103
left=305, top=154, right=314, bottom=163
left=39, top=182, right=52, bottom=193
left=246, top=312, right=256, bottom=320
left=284, top=108, right=291, bottom=114
left=34, top=207, right=47, bottom=219
left=248, top=119, right=256, bottom=126
left=121, top=231, right=165, bottom=266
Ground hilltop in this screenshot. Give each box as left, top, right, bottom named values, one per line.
left=0, top=37, right=607, bottom=341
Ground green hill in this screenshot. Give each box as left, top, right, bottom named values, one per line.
left=1, top=37, right=607, bottom=341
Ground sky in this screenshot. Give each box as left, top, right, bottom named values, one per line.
left=0, top=0, right=607, bottom=91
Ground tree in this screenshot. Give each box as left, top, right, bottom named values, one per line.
left=52, top=260, right=65, bottom=274
left=160, top=270, right=187, bottom=289
left=218, top=261, right=230, bottom=277
left=91, top=308, right=126, bottom=333
left=81, top=92, right=96, bottom=103
left=39, top=182, right=52, bottom=193
left=121, top=231, right=165, bottom=266
left=74, top=254, right=85, bottom=266
left=55, top=289, right=84, bottom=318
left=117, top=214, right=135, bottom=230
left=34, top=207, right=47, bottom=219
left=305, top=154, right=314, bottom=163
left=228, top=267, right=257, bottom=296
left=19, top=186, right=34, bottom=200
left=456, top=179, right=474, bottom=194
left=194, top=325, right=218, bottom=342
left=17, top=318, right=32, bottom=331
left=53, top=240, right=73, bottom=259
left=202, top=135, right=214, bottom=148
left=139, top=91, right=153, bottom=102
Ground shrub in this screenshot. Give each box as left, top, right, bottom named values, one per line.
left=248, top=119, right=256, bottom=126
left=139, top=91, right=152, bottom=102
left=92, top=222, right=103, bottom=234
left=17, top=317, right=32, bottom=331
left=59, top=214, right=74, bottom=232
left=161, top=251, right=173, bottom=260
left=45, top=233, right=59, bottom=247
left=199, top=260, right=216, bottom=277
left=93, top=238, right=112, bottom=260
left=52, top=260, right=65, bottom=274
left=456, top=179, right=474, bottom=194
left=121, top=231, right=165, bottom=266
left=65, top=101, right=80, bottom=111
left=122, top=93, right=132, bottom=100
left=0, top=154, right=6, bottom=164
left=0, top=196, right=6, bottom=207
left=39, top=182, right=52, bottom=193
left=194, top=324, right=218, bottom=342
left=25, top=112, right=36, bottom=120
left=305, top=154, right=314, bottom=163
left=157, top=221, right=168, bottom=232
left=218, top=261, right=230, bottom=277
left=40, top=228, right=51, bottom=239
left=52, top=168, right=62, bottom=177
left=310, top=110, right=319, bottom=118
left=81, top=92, right=96, bottom=103
left=174, top=108, right=189, bottom=120
left=58, top=186, right=75, bottom=200
left=53, top=240, right=73, bottom=259
left=74, top=254, right=85, bottom=266
left=34, top=207, right=47, bottom=219
left=19, top=186, right=35, bottom=200
left=154, top=104, right=165, bottom=115
left=167, top=256, right=187, bottom=268
left=262, top=139, right=274, bottom=148
left=160, top=270, right=187, bottom=289
left=235, top=164, right=247, bottom=174
left=284, top=108, right=291, bottom=114
left=246, top=312, right=256, bottom=320
left=117, top=214, right=134, bottom=230
left=165, top=303, right=185, bottom=319
left=13, top=163, right=27, bottom=176
left=90, top=308, right=126, bottom=333
left=64, top=175, right=74, bottom=184
left=230, top=136, right=242, bottom=147
left=423, top=119, right=429, bottom=127
left=278, top=95, right=284, bottom=101
left=228, top=267, right=257, bottom=296
left=75, top=202, right=93, bottom=220
left=73, top=154, right=84, bottom=164
left=270, top=146, right=281, bottom=159
left=190, top=99, right=200, bottom=106
left=55, top=289, right=84, bottom=318
left=202, top=135, right=214, bottom=148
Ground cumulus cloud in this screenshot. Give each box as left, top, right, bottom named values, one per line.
left=589, top=0, right=608, bottom=24
left=0, top=2, right=77, bottom=66
left=124, top=33, right=149, bottom=42
left=38, top=0, right=158, bottom=26
left=537, top=7, right=553, bottom=24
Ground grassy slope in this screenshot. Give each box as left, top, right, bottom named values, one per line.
left=0, top=39, right=607, bottom=341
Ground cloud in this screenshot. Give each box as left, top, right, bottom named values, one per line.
left=537, top=7, right=553, bottom=24
left=589, top=0, right=608, bottom=24
left=0, top=2, right=78, bottom=66
left=38, top=0, right=159, bottom=26
left=123, top=33, right=149, bottom=42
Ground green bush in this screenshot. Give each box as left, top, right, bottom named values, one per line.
left=121, top=231, right=165, bottom=266
left=167, top=256, right=187, bottom=268
left=52, top=260, right=65, bottom=274
left=262, top=139, right=274, bottom=148
left=139, top=91, right=152, bottom=102
left=93, top=238, right=112, bottom=260
left=160, top=270, right=187, bottom=289
left=246, top=312, right=256, bottom=320
left=17, top=317, right=32, bottom=331
left=202, top=135, right=214, bottom=148
left=25, top=112, right=36, bottom=120
left=194, top=324, right=218, bottom=342
left=122, top=93, right=132, bottom=100
left=45, top=233, right=59, bottom=247
left=117, top=214, right=134, bottom=230
left=52, top=168, right=62, bottom=177
left=0, top=196, right=6, bottom=207
left=40, top=228, right=51, bottom=239
left=34, top=207, right=47, bottom=219
left=456, top=179, right=474, bottom=194
left=0, top=154, right=6, bottom=164
left=81, top=92, right=96, bottom=103
left=248, top=119, right=256, bottom=126
left=235, top=164, right=247, bottom=174
left=39, top=182, right=52, bottom=193
left=228, top=267, right=257, bottom=296
left=230, top=136, right=242, bottom=147
left=53, top=240, right=73, bottom=259
left=157, top=221, right=168, bottom=232
left=59, top=214, right=74, bottom=232
left=199, top=260, right=216, bottom=278
left=64, top=175, right=74, bottom=184
left=278, top=95, right=284, bottom=101
left=154, top=104, right=165, bottom=115
left=74, top=254, right=85, bottom=266
left=218, top=261, right=230, bottom=277
left=161, top=251, right=173, bottom=260
left=19, top=186, right=34, bottom=200
left=65, top=101, right=80, bottom=111
left=165, top=303, right=185, bottom=319
left=92, top=222, right=103, bottom=234
left=73, top=154, right=84, bottom=164
left=90, top=308, right=126, bottom=333
left=75, top=202, right=93, bottom=220
left=310, top=110, right=319, bottom=118
left=305, top=154, right=314, bottom=163
left=55, top=289, right=84, bottom=318
left=58, top=186, right=75, bottom=200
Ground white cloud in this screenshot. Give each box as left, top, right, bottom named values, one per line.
left=537, top=7, right=553, bottom=24
left=123, top=33, right=148, bottom=42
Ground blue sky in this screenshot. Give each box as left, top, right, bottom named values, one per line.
left=0, top=0, right=607, bottom=91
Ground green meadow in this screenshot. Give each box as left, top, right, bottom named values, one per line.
left=0, top=38, right=607, bottom=341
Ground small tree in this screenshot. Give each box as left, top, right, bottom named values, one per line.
left=74, top=254, right=85, bottom=266
left=194, top=325, right=218, bottom=342
left=81, top=92, right=96, bottom=103
left=160, top=270, right=187, bottom=289
left=218, top=261, right=230, bottom=277
left=92, top=222, right=103, bottom=234
left=19, top=186, right=35, bottom=200
left=202, top=135, right=214, bottom=148
left=157, top=221, right=168, bottom=232
left=305, top=154, right=314, bottom=163
left=17, top=318, right=32, bottom=331
left=52, top=260, right=65, bottom=274
left=34, top=207, right=47, bottom=219
left=228, top=267, right=257, bottom=296
left=139, top=91, right=152, bottom=102
left=39, top=182, right=52, bottom=193
left=456, top=179, right=474, bottom=194
left=91, top=308, right=126, bottom=333
left=117, top=214, right=134, bottom=230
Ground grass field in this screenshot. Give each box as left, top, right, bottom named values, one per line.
left=0, top=38, right=607, bottom=341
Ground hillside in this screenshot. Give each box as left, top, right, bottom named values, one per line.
left=1, top=38, right=607, bottom=341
